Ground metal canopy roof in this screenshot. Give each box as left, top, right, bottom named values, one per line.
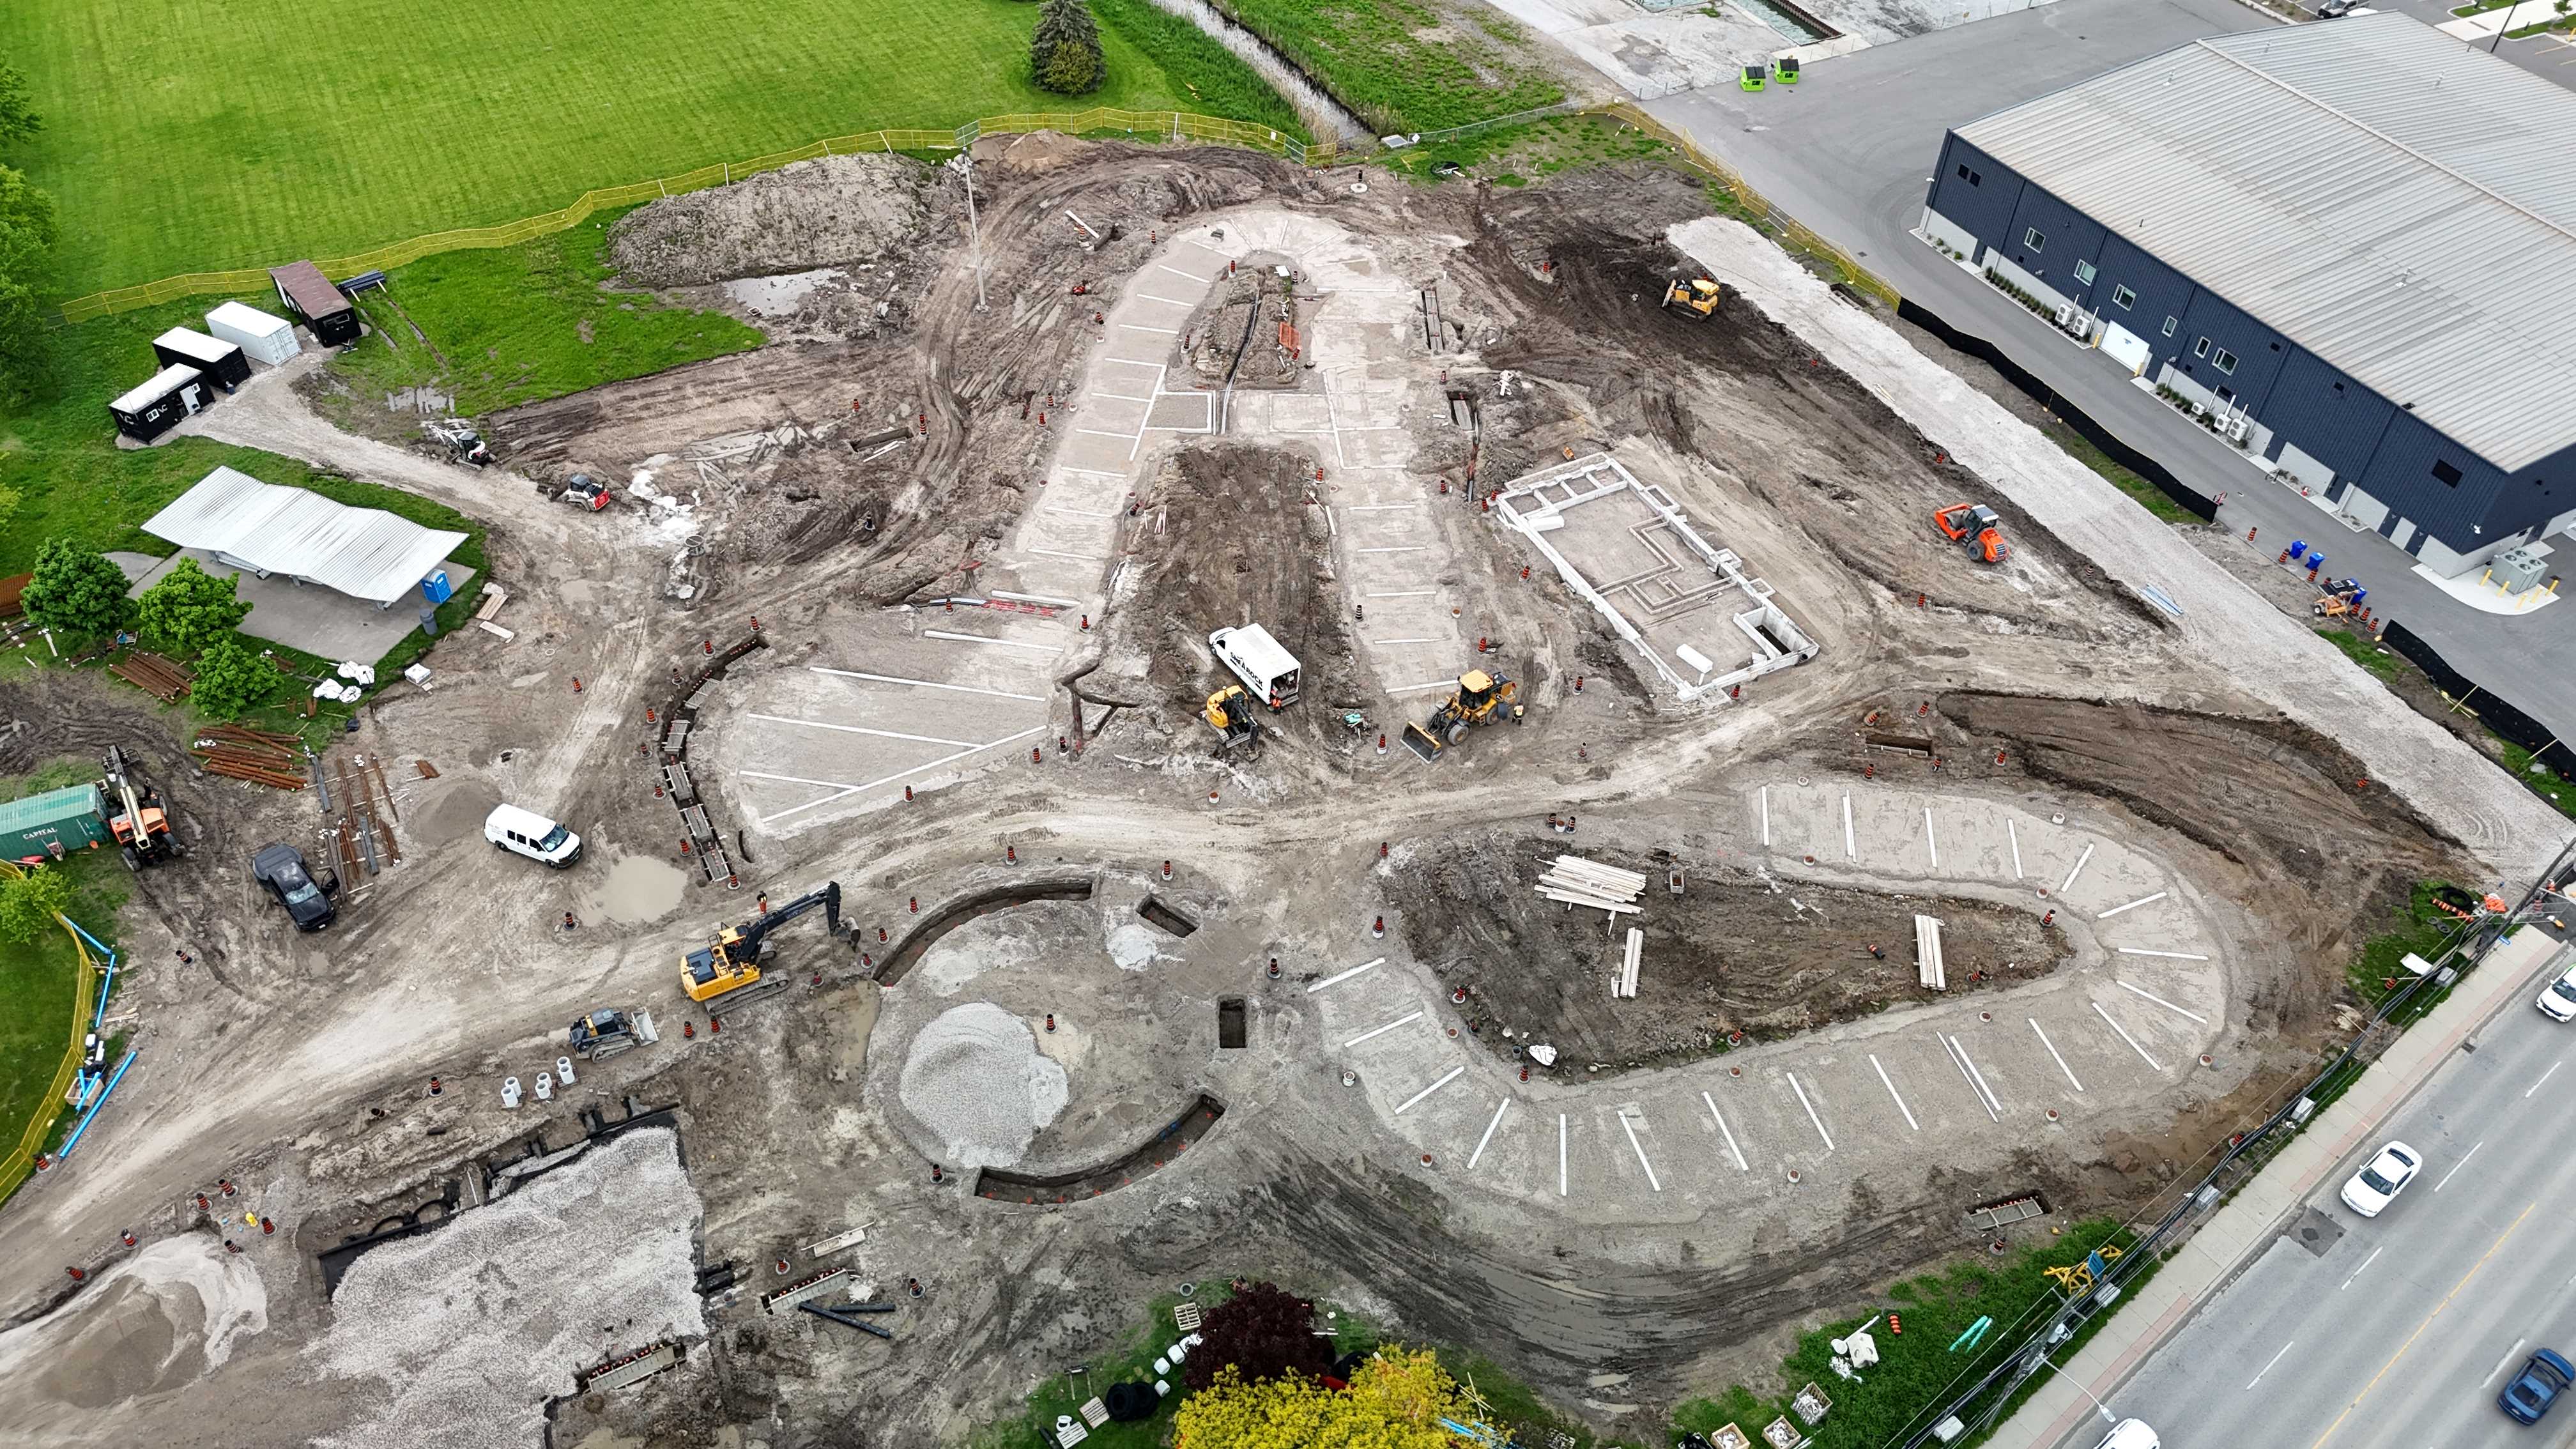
left=1956, top=12, right=2576, bottom=471
left=143, top=466, right=468, bottom=606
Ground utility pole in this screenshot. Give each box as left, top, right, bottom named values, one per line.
left=953, top=153, right=988, bottom=312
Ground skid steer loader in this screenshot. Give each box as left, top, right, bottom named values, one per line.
left=1400, top=669, right=1523, bottom=762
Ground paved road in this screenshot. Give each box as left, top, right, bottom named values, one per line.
left=2060, top=965, right=2576, bottom=1448
left=1643, top=0, right=2576, bottom=744
left=2362, top=0, right=2576, bottom=92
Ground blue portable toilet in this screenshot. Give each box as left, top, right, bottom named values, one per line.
left=2287, top=540, right=2307, bottom=562
left=421, top=570, right=454, bottom=604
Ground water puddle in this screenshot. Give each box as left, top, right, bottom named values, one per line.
left=721, top=268, right=843, bottom=318
left=581, top=854, right=688, bottom=925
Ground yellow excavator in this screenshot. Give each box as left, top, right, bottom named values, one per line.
left=1662, top=275, right=1721, bottom=321
left=1400, top=669, right=1524, bottom=762
left=1204, top=685, right=1264, bottom=753
left=680, top=881, right=847, bottom=1011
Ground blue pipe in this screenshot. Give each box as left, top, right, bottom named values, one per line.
left=59, top=916, right=118, bottom=1032
left=56, top=1048, right=137, bottom=1162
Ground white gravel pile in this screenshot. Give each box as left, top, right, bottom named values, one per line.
left=1105, top=922, right=1164, bottom=972
left=898, top=1002, right=1070, bottom=1168
left=309, top=1126, right=706, bottom=1449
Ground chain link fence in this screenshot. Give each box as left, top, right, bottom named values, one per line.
left=0, top=861, right=102, bottom=1204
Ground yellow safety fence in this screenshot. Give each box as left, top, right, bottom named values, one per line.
left=0, top=860, right=101, bottom=1206
left=60, top=101, right=1887, bottom=325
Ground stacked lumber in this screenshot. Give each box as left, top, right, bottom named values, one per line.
left=1537, top=855, right=1647, bottom=915
left=1914, top=914, right=1945, bottom=990
left=110, top=652, right=194, bottom=702
left=193, top=725, right=305, bottom=790
left=1615, top=926, right=1644, bottom=999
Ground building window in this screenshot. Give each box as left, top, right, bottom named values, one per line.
left=2161, top=316, right=2177, bottom=336
left=2113, top=285, right=2137, bottom=310
left=2213, top=348, right=2238, bottom=374
left=2023, top=227, right=2045, bottom=252
left=2074, top=260, right=2097, bottom=284
left=2193, top=337, right=2210, bottom=358
left=2432, top=459, right=2464, bottom=487
left=1956, top=163, right=1981, bottom=185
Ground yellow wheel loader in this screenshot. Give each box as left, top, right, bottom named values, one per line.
left=1400, top=669, right=1524, bottom=762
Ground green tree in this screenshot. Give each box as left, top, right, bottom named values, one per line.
left=0, top=163, right=57, bottom=411
left=189, top=636, right=278, bottom=720
left=1031, top=0, right=1105, bottom=95
left=1174, top=1351, right=1462, bottom=1449
left=19, top=537, right=134, bottom=638
left=134, top=557, right=250, bottom=657
left=0, top=865, right=72, bottom=945
left=0, top=65, right=38, bottom=148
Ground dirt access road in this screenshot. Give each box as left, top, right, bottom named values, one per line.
left=0, top=139, right=2540, bottom=1448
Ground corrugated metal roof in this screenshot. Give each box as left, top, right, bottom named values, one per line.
left=268, top=261, right=349, bottom=320
left=1956, top=12, right=2576, bottom=471
left=109, top=364, right=202, bottom=414
left=0, top=785, right=103, bottom=832
left=151, top=328, right=238, bottom=365
left=142, top=466, right=468, bottom=605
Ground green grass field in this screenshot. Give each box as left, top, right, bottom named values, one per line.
left=1213, top=0, right=1562, bottom=133
left=10, top=0, right=1293, bottom=298
left=333, top=206, right=763, bottom=416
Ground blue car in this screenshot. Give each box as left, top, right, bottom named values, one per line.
left=2500, top=1347, right=2573, bottom=1424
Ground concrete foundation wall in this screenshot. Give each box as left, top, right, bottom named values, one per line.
left=1920, top=206, right=1981, bottom=260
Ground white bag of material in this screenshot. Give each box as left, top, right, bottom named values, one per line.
left=1526, top=1043, right=1558, bottom=1067
left=337, top=660, right=365, bottom=680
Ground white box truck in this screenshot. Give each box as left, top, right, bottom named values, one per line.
left=1209, top=625, right=1301, bottom=708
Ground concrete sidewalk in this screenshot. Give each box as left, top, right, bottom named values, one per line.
left=1989, top=925, right=2566, bottom=1449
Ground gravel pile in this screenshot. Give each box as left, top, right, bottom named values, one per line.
left=898, top=1002, right=1069, bottom=1168
left=310, top=1127, right=705, bottom=1449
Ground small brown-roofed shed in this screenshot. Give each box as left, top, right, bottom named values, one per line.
left=268, top=261, right=360, bottom=347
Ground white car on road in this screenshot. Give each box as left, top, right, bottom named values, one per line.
left=2340, top=1141, right=2422, bottom=1218
left=2538, top=965, right=2576, bottom=1022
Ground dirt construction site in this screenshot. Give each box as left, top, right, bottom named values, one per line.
left=1, top=135, right=2565, bottom=1447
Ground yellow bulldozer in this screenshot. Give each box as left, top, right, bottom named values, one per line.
left=1203, top=684, right=1263, bottom=753
left=1400, top=669, right=1523, bottom=762
left=1661, top=275, right=1721, bottom=321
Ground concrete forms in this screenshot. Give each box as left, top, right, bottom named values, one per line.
left=1491, top=452, right=1817, bottom=700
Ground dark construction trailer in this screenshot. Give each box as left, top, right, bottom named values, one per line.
left=268, top=260, right=360, bottom=347
left=150, top=326, right=250, bottom=391
left=108, top=364, right=210, bottom=442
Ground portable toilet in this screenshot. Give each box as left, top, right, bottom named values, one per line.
left=1740, top=64, right=1767, bottom=92
left=421, top=569, right=454, bottom=605
left=151, top=327, right=251, bottom=392
left=108, top=364, right=210, bottom=442
left=204, top=301, right=302, bottom=367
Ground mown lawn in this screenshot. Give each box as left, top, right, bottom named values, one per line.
left=1211, top=0, right=1563, bottom=133
left=0, top=816, right=130, bottom=1208
left=10, top=0, right=1286, bottom=298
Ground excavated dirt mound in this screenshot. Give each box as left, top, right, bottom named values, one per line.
left=608, top=154, right=935, bottom=288
left=1127, top=441, right=1363, bottom=719
left=1386, top=838, right=2065, bottom=1073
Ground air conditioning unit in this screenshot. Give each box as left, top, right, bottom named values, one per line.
left=2221, top=414, right=2251, bottom=444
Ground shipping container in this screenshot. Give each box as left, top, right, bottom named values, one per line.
left=1, top=784, right=111, bottom=861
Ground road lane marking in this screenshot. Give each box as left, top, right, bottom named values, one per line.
left=1844, top=795, right=1855, bottom=860
left=2092, top=1002, right=2165, bottom=1072
left=2115, top=947, right=2211, bottom=961
left=2247, top=1340, right=2295, bottom=1390
left=1618, top=1108, right=1662, bottom=1192
left=1701, top=1090, right=1748, bottom=1170
left=2529, top=1060, right=2562, bottom=1098
left=1870, top=1054, right=1920, bottom=1130
left=1942, top=1034, right=1999, bottom=1122
left=1468, top=1098, right=1510, bottom=1170
left=2434, top=1140, right=2481, bottom=1192
left=2008, top=818, right=2023, bottom=878
left=1341, top=1011, right=1422, bottom=1048
left=1924, top=808, right=1939, bottom=870
left=2032, top=1018, right=2085, bottom=1092
left=2117, top=978, right=2211, bottom=1025
left=1558, top=1114, right=1568, bottom=1197
left=924, top=629, right=1061, bottom=652
left=2060, top=842, right=2095, bottom=894
left=2339, top=1244, right=2382, bottom=1291
left=1788, top=1072, right=1835, bottom=1152
left=2308, top=1199, right=2536, bottom=1448
left=2487, top=1338, right=2530, bottom=1388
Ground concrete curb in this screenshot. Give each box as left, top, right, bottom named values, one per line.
left=1988, top=928, right=2566, bottom=1449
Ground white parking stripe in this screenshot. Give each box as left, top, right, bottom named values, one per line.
left=747, top=724, right=1050, bottom=825
left=1394, top=1067, right=1464, bottom=1116
left=1618, top=1108, right=1662, bottom=1192
left=924, top=629, right=1059, bottom=653
left=2031, top=1018, right=2085, bottom=1092
left=747, top=714, right=983, bottom=748
left=2092, top=1001, right=2165, bottom=1071
left=808, top=668, right=1044, bottom=702
left=1870, top=1054, right=1919, bottom=1131
left=2117, top=978, right=2210, bottom=1025
left=1342, top=1011, right=1423, bottom=1049
left=1305, top=958, right=1384, bottom=993
left=1701, top=1090, right=1749, bottom=1170
left=2097, top=891, right=2169, bottom=919
left=1788, top=1072, right=1835, bottom=1152
left=1468, top=1098, right=1511, bottom=1170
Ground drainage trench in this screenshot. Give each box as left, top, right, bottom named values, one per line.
left=973, top=1094, right=1227, bottom=1204
left=873, top=879, right=1097, bottom=986
left=1138, top=0, right=1370, bottom=142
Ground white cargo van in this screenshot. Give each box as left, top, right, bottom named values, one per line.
left=1209, top=625, right=1301, bottom=708
left=485, top=804, right=583, bottom=868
